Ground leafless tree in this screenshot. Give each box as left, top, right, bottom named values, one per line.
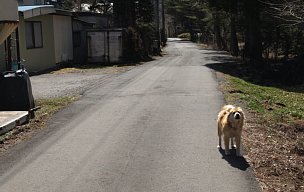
left=261, top=0, right=304, bottom=26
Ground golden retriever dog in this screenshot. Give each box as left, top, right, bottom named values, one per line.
left=217, top=105, right=245, bottom=156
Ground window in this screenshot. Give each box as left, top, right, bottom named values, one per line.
left=25, top=22, right=43, bottom=49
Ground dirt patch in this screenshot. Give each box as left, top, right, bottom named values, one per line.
left=0, top=113, right=46, bottom=153
left=0, top=96, right=79, bottom=153
left=243, top=115, right=304, bottom=192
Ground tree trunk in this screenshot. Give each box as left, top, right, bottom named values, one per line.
left=161, top=0, right=166, bottom=45
left=214, top=9, right=223, bottom=50
left=230, top=0, right=239, bottom=56
left=243, top=0, right=263, bottom=68
left=283, top=32, right=290, bottom=60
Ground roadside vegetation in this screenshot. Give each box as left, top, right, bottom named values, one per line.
left=0, top=96, right=79, bottom=152
left=226, top=78, right=303, bottom=123
left=213, top=62, right=304, bottom=192
left=177, top=33, right=191, bottom=40
left=51, top=65, right=136, bottom=75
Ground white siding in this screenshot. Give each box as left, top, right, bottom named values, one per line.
left=109, top=32, right=123, bottom=62
left=53, top=15, right=73, bottom=63
left=87, top=31, right=123, bottom=63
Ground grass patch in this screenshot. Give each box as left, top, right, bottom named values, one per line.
left=51, top=65, right=136, bottom=75
left=226, top=76, right=304, bottom=124
left=35, top=96, right=79, bottom=118
left=0, top=96, right=79, bottom=151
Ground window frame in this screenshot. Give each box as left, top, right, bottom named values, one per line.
left=25, top=21, right=43, bottom=49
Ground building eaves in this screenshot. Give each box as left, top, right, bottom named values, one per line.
left=18, top=5, right=55, bottom=19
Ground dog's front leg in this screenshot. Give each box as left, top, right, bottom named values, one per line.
left=235, top=136, right=241, bottom=156
left=218, top=135, right=222, bottom=149
left=230, top=137, right=236, bottom=149
left=224, top=136, right=230, bottom=155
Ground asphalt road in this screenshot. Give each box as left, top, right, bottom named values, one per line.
left=0, top=39, right=261, bottom=192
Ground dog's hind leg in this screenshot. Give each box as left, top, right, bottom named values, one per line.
left=224, top=136, right=230, bottom=155
left=235, top=135, right=241, bottom=156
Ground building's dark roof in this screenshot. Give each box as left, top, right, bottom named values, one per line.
left=73, top=11, right=108, bottom=17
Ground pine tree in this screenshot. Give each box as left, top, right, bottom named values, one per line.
left=166, top=0, right=208, bottom=42
left=113, top=0, right=135, bottom=27
left=89, top=0, right=112, bottom=14
left=113, top=0, right=156, bottom=59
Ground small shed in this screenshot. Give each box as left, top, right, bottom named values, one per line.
left=87, top=29, right=127, bottom=64
left=72, top=12, right=109, bottom=65
left=18, top=5, right=73, bottom=73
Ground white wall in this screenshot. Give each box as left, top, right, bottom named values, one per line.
left=53, top=15, right=73, bottom=63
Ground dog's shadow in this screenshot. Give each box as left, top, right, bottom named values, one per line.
left=218, top=148, right=250, bottom=171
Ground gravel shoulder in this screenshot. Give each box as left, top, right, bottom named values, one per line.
left=31, top=65, right=136, bottom=99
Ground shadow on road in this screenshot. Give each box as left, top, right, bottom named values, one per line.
left=218, top=148, right=250, bottom=171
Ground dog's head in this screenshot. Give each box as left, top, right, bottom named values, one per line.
left=228, top=107, right=244, bottom=124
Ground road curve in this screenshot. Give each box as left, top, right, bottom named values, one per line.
left=0, top=39, right=261, bottom=192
